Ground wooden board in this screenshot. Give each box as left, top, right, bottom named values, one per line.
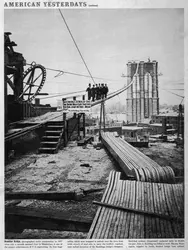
left=87, top=171, right=184, bottom=239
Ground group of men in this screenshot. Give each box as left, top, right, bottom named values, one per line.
left=86, top=83, right=109, bottom=101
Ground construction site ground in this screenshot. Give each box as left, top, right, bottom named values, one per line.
left=5, top=133, right=184, bottom=239
left=5, top=137, right=120, bottom=239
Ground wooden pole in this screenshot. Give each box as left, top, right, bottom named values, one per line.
left=103, top=101, right=106, bottom=132
left=14, top=64, right=24, bottom=119
left=179, top=104, right=183, bottom=138
left=99, top=101, right=103, bottom=138
left=77, top=113, right=80, bottom=140
left=63, top=112, right=67, bottom=147
left=6, top=191, right=76, bottom=201
left=83, top=113, right=86, bottom=138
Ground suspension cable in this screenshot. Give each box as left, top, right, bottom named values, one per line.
left=162, top=88, right=184, bottom=91
left=26, top=63, right=123, bottom=82
left=58, top=9, right=96, bottom=85
left=91, top=63, right=139, bottom=107
left=40, top=90, right=85, bottom=100
left=161, top=89, right=184, bottom=98
left=180, top=97, right=184, bottom=105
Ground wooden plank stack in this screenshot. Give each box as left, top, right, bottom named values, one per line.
left=87, top=171, right=184, bottom=239
left=101, top=132, right=175, bottom=183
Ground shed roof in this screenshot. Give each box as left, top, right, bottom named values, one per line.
left=122, top=126, right=144, bottom=131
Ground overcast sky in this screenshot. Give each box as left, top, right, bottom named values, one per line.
left=4, top=8, right=184, bottom=107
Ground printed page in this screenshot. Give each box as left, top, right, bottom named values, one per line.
left=2, top=0, right=187, bottom=249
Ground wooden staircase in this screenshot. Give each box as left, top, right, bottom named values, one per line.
left=38, top=121, right=64, bottom=154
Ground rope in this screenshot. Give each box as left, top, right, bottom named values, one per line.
left=58, top=9, right=96, bottom=85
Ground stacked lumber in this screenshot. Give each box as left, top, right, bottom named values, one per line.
left=87, top=171, right=184, bottom=239
left=101, top=132, right=175, bottom=183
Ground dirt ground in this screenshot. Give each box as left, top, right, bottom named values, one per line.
left=137, top=142, right=184, bottom=177
left=5, top=140, right=118, bottom=239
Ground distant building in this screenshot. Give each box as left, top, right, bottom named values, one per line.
left=149, top=123, right=174, bottom=135
left=151, top=112, right=184, bottom=130
left=122, top=126, right=150, bottom=141
left=110, top=121, right=123, bottom=127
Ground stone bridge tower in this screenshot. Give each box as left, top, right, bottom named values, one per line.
left=126, top=60, right=159, bottom=123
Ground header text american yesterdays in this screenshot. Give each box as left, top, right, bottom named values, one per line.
left=4, top=1, right=87, bottom=8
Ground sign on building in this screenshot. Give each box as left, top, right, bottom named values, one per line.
left=63, top=100, right=91, bottom=113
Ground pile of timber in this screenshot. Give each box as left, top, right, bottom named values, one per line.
left=101, top=132, right=175, bottom=183
left=77, top=136, right=94, bottom=146
left=87, top=171, right=184, bottom=239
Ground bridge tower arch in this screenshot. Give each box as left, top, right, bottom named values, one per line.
left=126, top=60, right=159, bottom=123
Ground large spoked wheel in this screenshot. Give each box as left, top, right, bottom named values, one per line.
left=18, top=64, right=46, bottom=103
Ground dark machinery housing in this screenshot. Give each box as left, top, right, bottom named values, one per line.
left=4, top=32, right=46, bottom=133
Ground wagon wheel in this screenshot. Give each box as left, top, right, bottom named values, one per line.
left=18, top=64, right=46, bottom=103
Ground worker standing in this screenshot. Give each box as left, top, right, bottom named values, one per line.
left=98, top=83, right=101, bottom=99
left=91, top=84, right=96, bottom=102
left=95, top=84, right=99, bottom=100
left=104, top=84, right=109, bottom=98
left=101, top=83, right=105, bottom=99
left=86, top=83, right=92, bottom=100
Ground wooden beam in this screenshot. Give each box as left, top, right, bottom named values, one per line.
left=23, top=93, right=49, bottom=95
left=5, top=191, right=76, bottom=201
left=5, top=41, right=17, bottom=47
left=63, top=112, right=67, bottom=147
left=5, top=32, right=12, bottom=35
left=93, top=201, right=182, bottom=223
left=6, top=206, right=93, bottom=233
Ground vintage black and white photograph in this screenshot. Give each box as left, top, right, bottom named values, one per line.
left=4, top=8, right=184, bottom=240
